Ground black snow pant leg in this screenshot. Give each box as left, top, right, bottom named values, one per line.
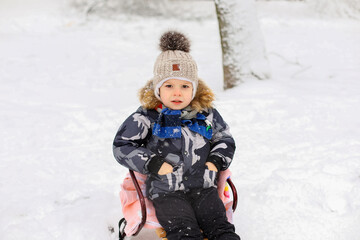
left=192, top=187, right=241, bottom=240
left=152, top=192, right=203, bottom=240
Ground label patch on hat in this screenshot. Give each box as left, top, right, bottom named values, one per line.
left=172, top=64, right=180, bottom=71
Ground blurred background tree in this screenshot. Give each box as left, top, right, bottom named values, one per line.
left=215, top=0, right=270, bottom=89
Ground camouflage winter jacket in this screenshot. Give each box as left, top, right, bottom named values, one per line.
left=113, top=106, right=235, bottom=199
left=113, top=79, right=236, bottom=199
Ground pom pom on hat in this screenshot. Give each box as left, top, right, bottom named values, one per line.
left=153, top=31, right=198, bottom=101
left=159, top=31, right=190, bottom=53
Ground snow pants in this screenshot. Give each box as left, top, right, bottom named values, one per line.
left=152, top=187, right=241, bottom=240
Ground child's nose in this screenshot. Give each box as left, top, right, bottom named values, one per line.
left=173, top=87, right=182, bottom=96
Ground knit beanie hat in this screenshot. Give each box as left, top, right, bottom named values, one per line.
left=153, top=31, right=198, bottom=100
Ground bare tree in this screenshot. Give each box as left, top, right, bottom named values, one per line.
left=215, top=0, right=271, bottom=89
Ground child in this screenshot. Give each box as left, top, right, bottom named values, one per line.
left=113, top=31, right=240, bottom=240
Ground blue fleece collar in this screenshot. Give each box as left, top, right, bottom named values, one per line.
left=153, top=108, right=212, bottom=140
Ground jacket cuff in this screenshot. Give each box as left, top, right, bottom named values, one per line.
left=147, top=155, right=165, bottom=174
left=206, top=155, right=223, bottom=171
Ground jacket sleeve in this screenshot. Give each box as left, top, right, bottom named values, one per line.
left=112, top=110, right=154, bottom=174
left=208, top=108, right=236, bottom=171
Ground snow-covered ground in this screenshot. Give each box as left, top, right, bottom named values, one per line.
left=1, top=1, right=360, bottom=239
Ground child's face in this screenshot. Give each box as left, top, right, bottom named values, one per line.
left=159, top=79, right=193, bottom=110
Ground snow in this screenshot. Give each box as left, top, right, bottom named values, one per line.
left=1, top=0, right=360, bottom=239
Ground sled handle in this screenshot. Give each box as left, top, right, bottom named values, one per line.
left=226, top=177, right=238, bottom=212
left=129, top=170, right=147, bottom=236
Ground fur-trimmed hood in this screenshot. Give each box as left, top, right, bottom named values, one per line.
left=138, top=78, right=215, bottom=112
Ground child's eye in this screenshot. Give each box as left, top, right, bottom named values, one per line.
left=165, top=84, right=172, bottom=88
left=182, top=85, right=190, bottom=88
